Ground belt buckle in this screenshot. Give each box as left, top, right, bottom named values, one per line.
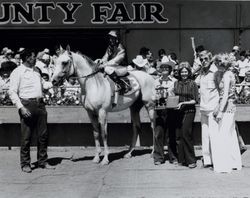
left=36, top=98, right=43, bottom=103
left=30, top=98, right=42, bottom=102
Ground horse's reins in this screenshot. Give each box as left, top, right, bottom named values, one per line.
left=69, top=69, right=100, bottom=80
left=67, top=53, right=101, bottom=80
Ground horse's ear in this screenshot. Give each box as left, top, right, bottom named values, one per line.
left=66, top=45, right=71, bottom=52
left=59, top=45, right=64, bottom=54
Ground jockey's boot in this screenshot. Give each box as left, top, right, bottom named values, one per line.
left=109, top=72, right=127, bottom=94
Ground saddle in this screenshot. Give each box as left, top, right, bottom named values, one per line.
left=116, top=75, right=131, bottom=95
left=107, top=74, right=140, bottom=96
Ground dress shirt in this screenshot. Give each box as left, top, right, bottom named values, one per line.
left=199, top=63, right=220, bottom=112
left=237, top=59, right=250, bottom=77
left=8, top=64, right=52, bottom=109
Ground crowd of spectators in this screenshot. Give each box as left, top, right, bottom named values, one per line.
left=1, top=43, right=250, bottom=106
left=0, top=46, right=81, bottom=106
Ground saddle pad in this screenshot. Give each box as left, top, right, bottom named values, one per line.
left=121, top=75, right=140, bottom=96
left=108, top=75, right=140, bottom=96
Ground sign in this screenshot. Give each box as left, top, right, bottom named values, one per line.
left=0, top=0, right=169, bottom=28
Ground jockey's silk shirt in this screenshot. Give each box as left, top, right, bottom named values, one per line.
left=101, top=43, right=126, bottom=66
left=8, top=64, right=52, bottom=109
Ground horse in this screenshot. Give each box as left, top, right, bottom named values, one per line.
left=51, top=47, right=156, bottom=165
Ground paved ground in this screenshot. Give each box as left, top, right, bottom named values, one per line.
left=0, top=146, right=250, bottom=198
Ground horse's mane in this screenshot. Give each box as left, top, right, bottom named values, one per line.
left=76, top=53, right=98, bottom=70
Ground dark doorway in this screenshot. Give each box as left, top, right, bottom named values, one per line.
left=0, top=29, right=109, bottom=60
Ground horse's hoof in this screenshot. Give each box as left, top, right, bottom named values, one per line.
left=124, top=153, right=132, bottom=159
left=92, top=156, right=101, bottom=164
left=70, top=154, right=74, bottom=161
left=101, top=159, right=109, bottom=166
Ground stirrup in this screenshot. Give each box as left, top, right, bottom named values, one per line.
left=115, top=84, right=122, bottom=92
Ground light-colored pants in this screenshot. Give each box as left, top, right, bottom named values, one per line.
left=200, top=111, right=218, bottom=165
left=104, top=66, right=128, bottom=76
left=104, top=66, right=115, bottom=75
left=213, top=112, right=242, bottom=173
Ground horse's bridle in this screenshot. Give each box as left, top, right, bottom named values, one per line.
left=67, top=53, right=101, bottom=80
left=66, top=53, right=77, bottom=80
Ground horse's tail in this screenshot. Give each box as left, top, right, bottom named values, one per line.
left=129, top=70, right=156, bottom=103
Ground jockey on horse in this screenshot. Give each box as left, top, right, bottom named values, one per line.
left=95, top=30, right=130, bottom=99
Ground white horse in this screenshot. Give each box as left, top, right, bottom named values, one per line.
left=51, top=47, right=156, bottom=165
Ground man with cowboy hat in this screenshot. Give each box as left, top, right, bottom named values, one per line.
left=131, top=55, right=148, bottom=71
left=154, top=61, right=178, bottom=165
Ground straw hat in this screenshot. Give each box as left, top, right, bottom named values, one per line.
left=1, top=47, right=8, bottom=55
left=18, top=47, right=25, bottom=53
left=159, top=61, right=175, bottom=69
left=43, top=48, right=50, bottom=54
left=5, top=49, right=13, bottom=55
left=232, top=46, right=240, bottom=52
left=108, top=30, right=118, bottom=38
left=132, top=55, right=148, bottom=68
left=42, top=54, right=50, bottom=60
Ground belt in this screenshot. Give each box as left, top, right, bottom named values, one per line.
left=20, top=97, right=43, bottom=102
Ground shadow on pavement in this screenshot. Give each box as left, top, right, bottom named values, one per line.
left=31, top=157, right=72, bottom=170
left=71, top=156, right=94, bottom=162
left=70, top=148, right=152, bottom=164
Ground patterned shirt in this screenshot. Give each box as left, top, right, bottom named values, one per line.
left=155, top=75, right=177, bottom=96
left=174, top=79, right=199, bottom=103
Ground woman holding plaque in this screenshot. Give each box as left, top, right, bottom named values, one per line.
left=173, top=62, right=199, bottom=168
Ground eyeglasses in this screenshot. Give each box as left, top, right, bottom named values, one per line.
left=199, top=57, right=209, bottom=62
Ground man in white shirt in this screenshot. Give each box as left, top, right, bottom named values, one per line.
left=196, top=50, right=219, bottom=167
left=9, top=49, right=53, bottom=173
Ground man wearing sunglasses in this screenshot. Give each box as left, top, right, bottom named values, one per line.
left=196, top=50, right=219, bottom=168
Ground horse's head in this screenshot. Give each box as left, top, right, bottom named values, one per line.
left=52, top=46, right=75, bottom=86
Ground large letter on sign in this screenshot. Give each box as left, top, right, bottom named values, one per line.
left=144, top=3, right=168, bottom=23
left=57, top=3, right=82, bottom=24
left=12, top=3, right=35, bottom=24
left=91, top=3, right=112, bottom=24
left=107, top=3, right=131, bottom=23
left=35, top=3, right=55, bottom=23
left=0, top=3, right=11, bottom=24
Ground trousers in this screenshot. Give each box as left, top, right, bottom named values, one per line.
left=153, top=109, right=179, bottom=163
left=19, top=99, right=48, bottom=168
left=177, top=110, right=196, bottom=165
left=200, top=111, right=218, bottom=165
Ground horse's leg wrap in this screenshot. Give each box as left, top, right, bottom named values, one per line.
left=93, top=130, right=101, bottom=163
left=99, top=109, right=110, bottom=165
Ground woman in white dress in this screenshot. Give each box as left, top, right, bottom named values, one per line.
left=213, top=53, right=242, bottom=173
